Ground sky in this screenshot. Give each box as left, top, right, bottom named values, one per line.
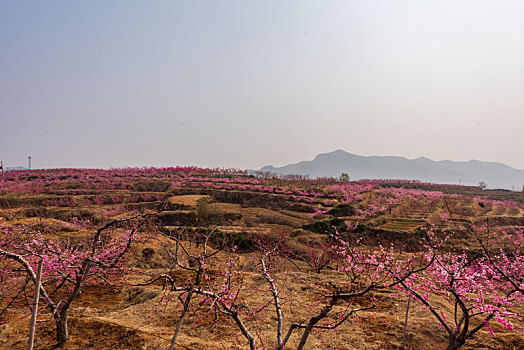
left=1, top=1, right=524, bottom=170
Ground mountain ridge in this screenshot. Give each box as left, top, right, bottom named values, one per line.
left=259, top=150, right=524, bottom=190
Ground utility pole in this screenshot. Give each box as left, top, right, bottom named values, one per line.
left=1, top=161, right=3, bottom=178
left=28, top=156, right=31, bottom=170
left=458, top=179, right=461, bottom=186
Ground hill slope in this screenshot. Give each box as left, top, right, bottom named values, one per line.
left=260, top=150, right=524, bottom=190
left=1, top=168, right=523, bottom=349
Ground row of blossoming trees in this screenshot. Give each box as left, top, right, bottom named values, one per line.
left=155, top=225, right=523, bottom=350
left=2, top=168, right=520, bottom=211
left=2, top=216, right=522, bottom=349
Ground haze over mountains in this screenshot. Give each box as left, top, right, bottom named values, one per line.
left=260, top=150, right=524, bottom=190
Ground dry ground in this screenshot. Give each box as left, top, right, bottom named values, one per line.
left=1, top=175, right=523, bottom=349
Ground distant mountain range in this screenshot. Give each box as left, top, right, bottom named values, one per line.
left=260, top=150, right=524, bottom=190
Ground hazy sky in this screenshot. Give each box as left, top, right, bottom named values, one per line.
left=1, top=1, right=523, bottom=170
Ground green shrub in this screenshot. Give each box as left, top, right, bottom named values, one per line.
left=171, top=227, right=255, bottom=252
left=303, top=218, right=347, bottom=235
left=211, top=230, right=253, bottom=252
left=327, top=203, right=354, bottom=217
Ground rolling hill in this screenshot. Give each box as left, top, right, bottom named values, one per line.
left=260, top=150, right=524, bottom=190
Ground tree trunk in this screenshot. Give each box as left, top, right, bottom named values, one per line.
left=446, top=338, right=465, bottom=350
left=170, top=289, right=193, bottom=350
left=56, top=309, right=69, bottom=347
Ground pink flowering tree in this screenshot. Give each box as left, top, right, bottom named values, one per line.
left=144, top=229, right=377, bottom=350
left=297, top=241, right=338, bottom=274
left=157, top=228, right=229, bottom=350
left=258, top=246, right=375, bottom=350
left=0, top=224, right=30, bottom=320
left=389, top=241, right=522, bottom=350
left=473, top=225, right=524, bottom=295
left=0, top=214, right=151, bottom=346
left=257, top=229, right=437, bottom=350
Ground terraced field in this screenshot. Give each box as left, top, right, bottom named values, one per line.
left=1, top=168, right=523, bottom=349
